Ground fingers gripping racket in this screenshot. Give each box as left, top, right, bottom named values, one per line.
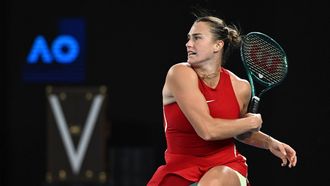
left=237, top=32, right=288, bottom=140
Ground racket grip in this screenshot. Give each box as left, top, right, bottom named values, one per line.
left=236, top=96, right=260, bottom=140
left=248, top=96, right=260, bottom=113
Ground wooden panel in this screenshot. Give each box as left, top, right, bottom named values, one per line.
left=45, top=85, right=110, bottom=184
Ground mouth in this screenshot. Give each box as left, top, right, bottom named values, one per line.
left=187, top=51, right=197, bottom=56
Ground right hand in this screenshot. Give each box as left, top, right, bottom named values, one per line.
left=244, top=113, right=263, bottom=132
left=236, top=113, right=263, bottom=141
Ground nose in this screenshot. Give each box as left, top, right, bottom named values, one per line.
left=186, top=39, right=192, bottom=48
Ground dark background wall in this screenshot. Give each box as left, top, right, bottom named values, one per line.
left=4, top=0, right=330, bottom=185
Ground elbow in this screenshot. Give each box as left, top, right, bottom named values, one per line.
left=200, top=130, right=224, bottom=141
left=199, top=132, right=213, bottom=141
left=194, top=126, right=213, bottom=141
left=197, top=127, right=218, bottom=141
left=193, top=118, right=224, bottom=141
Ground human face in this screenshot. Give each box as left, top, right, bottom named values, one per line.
left=186, top=21, right=220, bottom=65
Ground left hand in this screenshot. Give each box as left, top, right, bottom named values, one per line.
left=268, top=137, right=297, bottom=168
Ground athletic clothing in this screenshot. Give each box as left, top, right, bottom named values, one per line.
left=147, top=67, right=248, bottom=186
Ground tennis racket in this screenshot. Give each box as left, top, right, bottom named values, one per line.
left=236, top=32, right=288, bottom=140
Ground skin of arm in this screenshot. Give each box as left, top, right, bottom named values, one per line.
left=230, top=71, right=298, bottom=168
left=238, top=131, right=297, bottom=168
left=162, top=63, right=262, bottom=141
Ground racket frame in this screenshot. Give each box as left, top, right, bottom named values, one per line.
left=240, top=31, right=289, bottom=101
left=236, top=32, right=288, bottom=140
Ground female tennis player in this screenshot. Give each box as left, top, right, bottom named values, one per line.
left=147, top=15, right=297, bottom=186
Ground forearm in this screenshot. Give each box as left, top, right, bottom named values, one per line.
left=205, top=117, right=259, bottom=140
left=237, top=131, right=272, bottom=149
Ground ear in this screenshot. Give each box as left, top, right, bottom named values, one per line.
left=214, top=40, right=224, bottom=52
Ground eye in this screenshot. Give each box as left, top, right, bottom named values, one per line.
left=193, top=36, right=201, bottom=40
left=187, top=34, right=202, bottom=42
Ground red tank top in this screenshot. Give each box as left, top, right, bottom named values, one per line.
left=147, top=67, right=248, bottom=185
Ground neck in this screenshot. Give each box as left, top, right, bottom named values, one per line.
left=196, top=66, right=221, bottom=80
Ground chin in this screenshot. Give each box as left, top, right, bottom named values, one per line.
left=187, top=59, right=199, bottom=65
left=187, top=58, right=195, bottom=64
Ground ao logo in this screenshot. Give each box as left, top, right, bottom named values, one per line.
left=27, top=35, right=80, bottom=64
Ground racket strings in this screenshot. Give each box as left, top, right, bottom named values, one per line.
left=243, top=35, right=287, bottom=85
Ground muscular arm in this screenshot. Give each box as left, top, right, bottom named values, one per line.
left=223, top=70, right=297, bottom=167
left=238, top=128, right=298, bottom=168
left=224, top=70, right=272, bottom=148
left=163, top=64, right=261, bottom=141
left=237, top=131, right=273, bottom=149
left=231, top=74, right=272, bottom=149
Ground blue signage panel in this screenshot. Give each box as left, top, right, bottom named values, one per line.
left=23, top=18, right=86, bottom=83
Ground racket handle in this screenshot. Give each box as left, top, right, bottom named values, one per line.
left=236, top=96, right=260, bottom=140
left=248, top=96, right=260, bottom=113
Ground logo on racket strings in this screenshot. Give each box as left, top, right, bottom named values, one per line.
left=249, top=45, right=281, bottom=75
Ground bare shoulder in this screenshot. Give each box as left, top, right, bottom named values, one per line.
left=163, top=62, right=197, bottom=105
left=165, top=62, right=199, bottom=88
left=225, top=69, right=251, bottom=113
left=165, top=62, right=199, bottom=84
left=226, top=69, right=251, bottom=104
left=167, top=62, right=194, bottom=76
left=225, top=69, right=250, bottom=90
